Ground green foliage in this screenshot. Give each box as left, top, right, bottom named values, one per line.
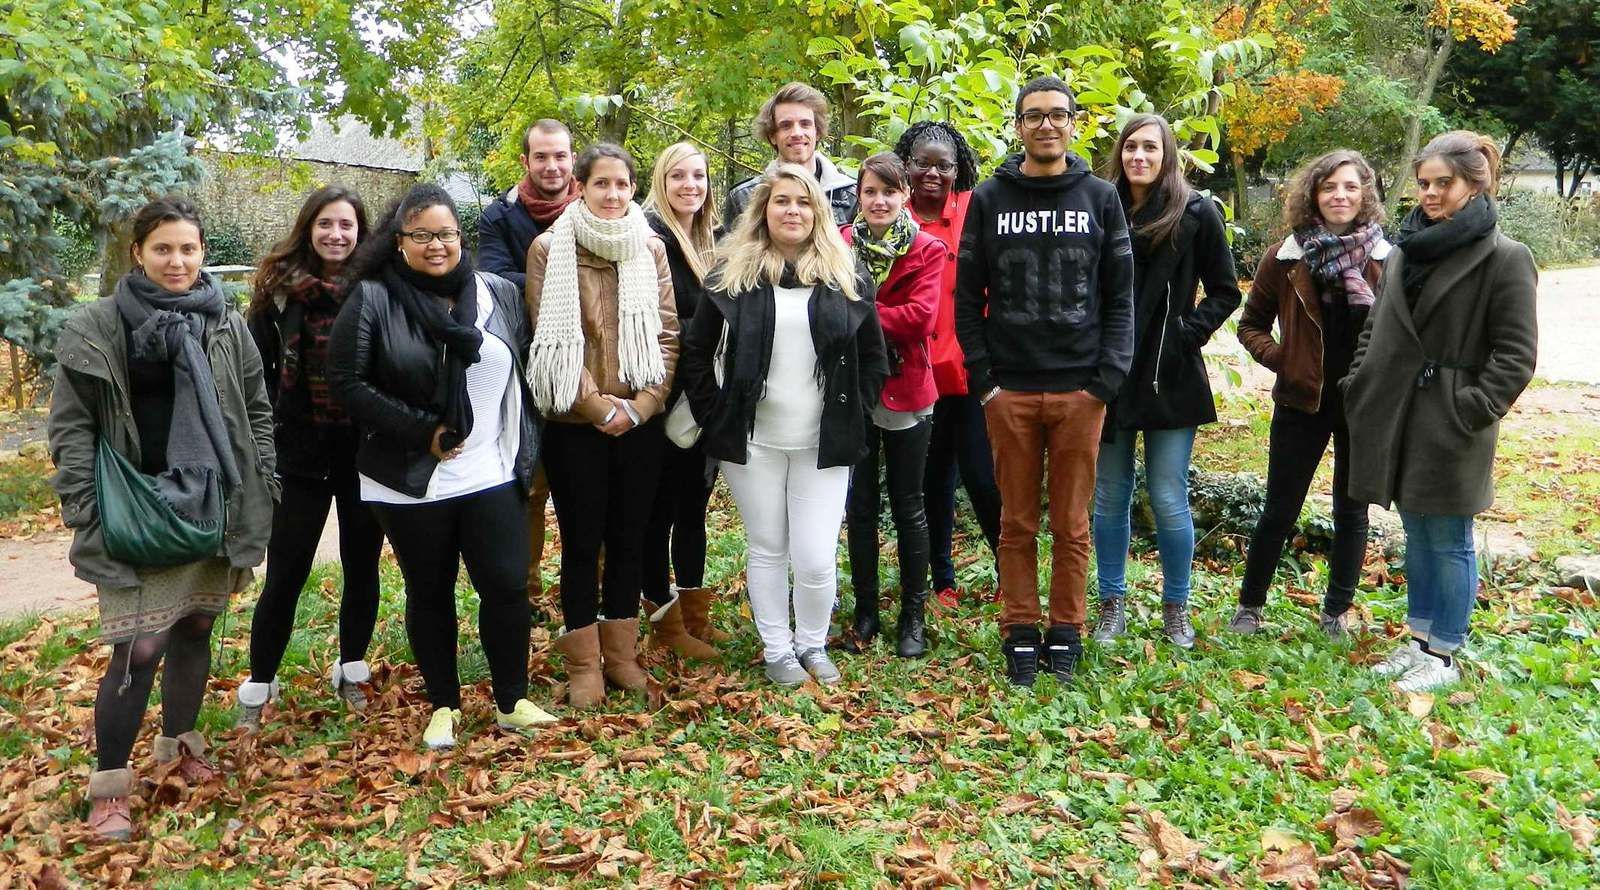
left=1496, top=191, right=1600, bottom=267
left=203, top=224, right=256, bottom=268
left=0, top=456, right=55, bottom=523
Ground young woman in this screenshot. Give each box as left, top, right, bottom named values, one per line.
left=49, top=197, right=277, bottom=839
left=238, top=186, right=385, bottom=731
left=894, top=121, right=1001, bottom=607
left=839, top=152, right=942, bottom=657
left=526, top=144, right=680, bottom=707
left=328, top=183, right=555, bottom=750
left=1091, top=114, right=1241, bottom=649
left=1344, top=131, right=1537, bottom=692
left=1234, top=150, right=1390, bottom=639
left=640, top=142, right=724, bottom=660
left=678, top=163, right=888, bottom=687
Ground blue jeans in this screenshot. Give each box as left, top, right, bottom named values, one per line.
left=1092, top=427, right=1196, bottom=606
left=1399, top=512, right=1477, bottom=653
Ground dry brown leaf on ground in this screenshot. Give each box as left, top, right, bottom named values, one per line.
left=1404, top=693, right=1434, bottom=719
left=1259, top=842, right=1320, bottom=888
left=1232, top=670, right=1270, bottom=690
left=1556, top=802, right=1597, bottom=849
left=1321, top=808, right=1384, bottom=847
left=1460, top=767, right=1509, bottom=785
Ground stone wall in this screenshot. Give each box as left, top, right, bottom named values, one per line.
left=191, top=150, right=417, bottom=262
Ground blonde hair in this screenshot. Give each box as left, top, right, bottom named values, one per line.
left=1415, top=130, right=1503, bottom=195
left=643, top=142, right=719, bottom=281
left=710, top=163, right=859, bottom=301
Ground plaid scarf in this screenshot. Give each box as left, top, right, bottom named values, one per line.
left=1297, top=221, right=1383, bottom=308
left=851, top=210, right=918, bottom=285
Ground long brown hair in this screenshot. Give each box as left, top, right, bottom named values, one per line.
left=1102, top=114, right=1189, bottom=245
left=249, top=186, right=369, bottom=316
left=1282, top=150, right=1385, bottom=231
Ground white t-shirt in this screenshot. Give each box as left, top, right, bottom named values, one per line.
left=750, top=285, right=824, bottom=450
left=362, top=277, right=520, bottom=504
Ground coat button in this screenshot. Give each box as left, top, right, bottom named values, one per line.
left=837, top=394, right=847, bottom=403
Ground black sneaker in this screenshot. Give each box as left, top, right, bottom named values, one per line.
left=1043, top=624, right=1083, bottom=682
left=1002, top=624, right=1042, bottom=688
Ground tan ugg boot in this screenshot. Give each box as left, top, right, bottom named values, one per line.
left=597, top=618, right=649, bottom=692
left=677, top=586, right=732, bottom=643
left=152, top=730, right=217, bottom=784
left=86, top=768, right=133, bottom=841
left=647, top=596, right=718, bottom=661
left=554, top=624, right=605, bottom=709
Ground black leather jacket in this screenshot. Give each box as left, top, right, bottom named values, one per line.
left=327, top=271, right=538, bottom=498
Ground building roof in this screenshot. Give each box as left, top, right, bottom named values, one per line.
left=289, top=116, right=427, bottom=172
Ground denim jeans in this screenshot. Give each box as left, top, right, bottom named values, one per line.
left=1092, top=427, right=1197, bottom=606
left=1399, top=512, right=1478, bottom=653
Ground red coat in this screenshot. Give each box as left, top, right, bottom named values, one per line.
left=842, top=225, right=942, bottom=413
left=913, top=190, right=972, bottom=395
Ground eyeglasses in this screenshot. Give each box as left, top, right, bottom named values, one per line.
left=909, top=158, right=957, bottom=174
left=1018, top=110, right=1073, bottom=130
left=400, top=229, right=461, bottom=245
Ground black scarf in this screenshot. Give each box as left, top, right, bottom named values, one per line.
left=724, top=265, right=854, bottom=436
left=380, top=254, right=482, bottom=450
left=114, top=270, right=238, bottom=526
left=1395, top=193, right=1498, bottom=305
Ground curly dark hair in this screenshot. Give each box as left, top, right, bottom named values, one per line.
left=1282, top=149, right=1385, bottom=232
left=343, top=183, right=459, bottom=286
left=892, top=120, right=979, bottom=192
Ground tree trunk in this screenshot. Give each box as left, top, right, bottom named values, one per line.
left=1232, top=150, right=1249, bottom=220
left=1567, top=160, right=1592, bottom=198
left=1502, top=128, right=1523, bottom=170
left=1390, top=29, right=1453, bottom=214
left=98, top=223, right=134, bottom=299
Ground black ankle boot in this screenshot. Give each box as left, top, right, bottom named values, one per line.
left=1043, top=624, right=1083, bottom=682
left=851, top=592, right=881, bottom=649
left=1002, top=624, right=1042, bottom=687
left=895, top=590, right=929, bottom=658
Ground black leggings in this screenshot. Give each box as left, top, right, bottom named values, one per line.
left=1240, top=401, right=1370, bottom=615
left=642, top=438, right=716, bottom=605
left=249, top=466, right=384, bottom=681
left=922, top=393, right=1002, bottom=591
left=847, top=419, right=934, bottom=598
left=95, top=613, right=216, bottom=771
left=543, top=418, right=667, bottom=630
left=372, top=482, right=530, bottom=712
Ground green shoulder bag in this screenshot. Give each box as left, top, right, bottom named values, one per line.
left=94, top=437, right=224, bottom=567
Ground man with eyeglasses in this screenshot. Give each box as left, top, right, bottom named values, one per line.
left=475, top=118, right=580, bottom=612
left=954, top=75, right=1135, bottom=688
left=723, top=82, right=857, bottom=225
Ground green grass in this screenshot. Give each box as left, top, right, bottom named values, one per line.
left=0, top=455, right=56, bottom=526
left=2, top=521, right=1598, bottom=887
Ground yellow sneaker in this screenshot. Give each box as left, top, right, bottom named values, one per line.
left=423, top=707, right=462, bottom=750
left=496, top=699, right=559, bottom=733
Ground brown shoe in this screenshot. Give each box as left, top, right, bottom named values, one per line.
left=647, top=596, right=718, bottom=661
left=87, top=768, right=133, bottom=841
left=677, top=586, right=732, bottom=643
left=554, top=624, right=604, bottom=709
left=598, top=618, right=650, bottom=692
left=153, top=731, right=217, bottom=784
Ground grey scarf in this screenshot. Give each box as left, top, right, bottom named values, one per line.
left=114, top=270, right=239, bottom=529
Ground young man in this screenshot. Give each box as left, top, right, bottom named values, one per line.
left=723, top=82, right=857, bottom=225
left=477, top=119, right=579, bottom=290
left=954, top=76, right=1135, bottom=688
left=476, top=118, right=580, bottom=606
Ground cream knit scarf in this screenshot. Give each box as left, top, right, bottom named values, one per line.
left=527, top=200, right=665, bottom=413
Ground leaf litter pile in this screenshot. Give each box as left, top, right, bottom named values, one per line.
left=2, top=539, right=1598, bottom=888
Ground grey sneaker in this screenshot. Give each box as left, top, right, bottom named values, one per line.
left=1162, top=602, right=1196, bottom=649
left=797, top=647, right=842, bottom=685
left=235, top=679, right=279, bottom=733
left=337, top=681, right=369, bottom=712
left=1092, top=596, right=1127, bottom=644
left=764, top=653, right=809, bottom=687
left=1318, top=611, right=1349, bottom=642
left=1227, top=606, right=1265, bottom=635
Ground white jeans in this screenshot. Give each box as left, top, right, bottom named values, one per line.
left=721, top=443, right=850, bottom=661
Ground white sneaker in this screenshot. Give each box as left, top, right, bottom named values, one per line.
left=1371, top=640, right=1426, bottom=678
left=1396, top=655, right=1461, bottom=693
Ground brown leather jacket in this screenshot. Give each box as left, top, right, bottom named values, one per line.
left=525, top=232, right=679, bottom=425
left=1236, top=235, right=1391, bottom=413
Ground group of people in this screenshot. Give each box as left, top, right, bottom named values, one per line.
left=48, top=76, right=1537, bottom=841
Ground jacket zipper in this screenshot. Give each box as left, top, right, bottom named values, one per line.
left=1153, top=283, right=1171, bottom=395
left=1288, top=277, right=1324, bottom=407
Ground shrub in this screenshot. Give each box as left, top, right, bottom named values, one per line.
left=204, top=224, right=256, bottom=267
left=1497, top=190, right=1600, bottom=267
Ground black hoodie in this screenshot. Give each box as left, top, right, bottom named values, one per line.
left=953, top=153, right=1135, bottom=401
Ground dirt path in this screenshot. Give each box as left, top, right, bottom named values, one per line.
left=1533, top=263, right=1600, bottom=385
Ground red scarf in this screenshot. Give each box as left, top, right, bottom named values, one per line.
left=518, top=177, right=580, bottom=225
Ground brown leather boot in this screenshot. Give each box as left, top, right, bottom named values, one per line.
left=554, top=624, right=604, bottom=708
left=87, top=768, right=133, bottom=841
left=153, top=730, right=217, bottom=784
left=647, top=596, right=718, bottom=660
left=677, top=586, right=732, bottom=643
left=598, top=618, right=650, bottom=692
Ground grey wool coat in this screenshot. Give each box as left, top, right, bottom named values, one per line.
left=1340, top=231, right=1538, bottom=516
left=47, top=297, right=280, bottom=589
